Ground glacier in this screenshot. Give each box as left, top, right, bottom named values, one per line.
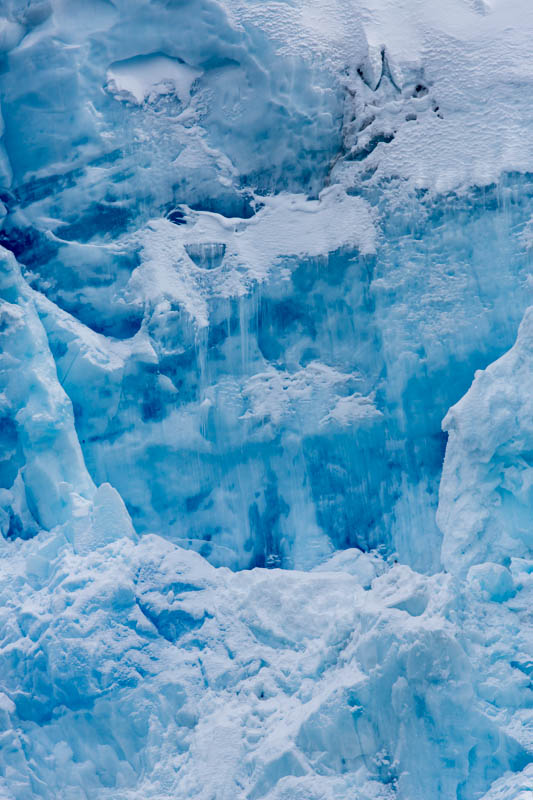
left=1, top=0, right=533, bottom=797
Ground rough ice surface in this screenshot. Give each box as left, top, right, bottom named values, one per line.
left=1, top=0, right=533, bottom=797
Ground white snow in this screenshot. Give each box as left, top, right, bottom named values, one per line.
left=128, top=185, right=376, bottom=328
left=106, top=54, right=202, bottom=106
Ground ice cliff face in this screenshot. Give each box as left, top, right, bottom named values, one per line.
left=1, top=0, right=533, bottom=798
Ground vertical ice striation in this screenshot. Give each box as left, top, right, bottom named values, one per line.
left=3, top=0, right=533, bottom=571
left=1, top=0, right=533, bottom=798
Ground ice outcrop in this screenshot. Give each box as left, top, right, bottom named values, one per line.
left=0, top=247, right=95, bottom=537
left=1, top=0, right=533, bottom=797
left=439, top=306, right=533, bottom=575
left=0, top=470, right=532, bottom=799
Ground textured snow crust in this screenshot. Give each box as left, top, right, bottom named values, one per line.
left=1, top=488, right=533, bottom=800
left=1, top=0, right=533, bottom=797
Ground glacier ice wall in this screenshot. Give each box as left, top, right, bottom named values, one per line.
left=3, top=0, right=533, bottom=571
left=1, top=0, right=533, bottom=798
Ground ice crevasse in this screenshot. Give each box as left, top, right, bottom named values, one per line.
left=1, top=0, right=533, bottom=798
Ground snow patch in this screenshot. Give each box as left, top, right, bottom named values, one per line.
left=105, top=54, right=202, bottom=106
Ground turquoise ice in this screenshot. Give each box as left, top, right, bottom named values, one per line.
left=1, top=0, right=533, bottom=798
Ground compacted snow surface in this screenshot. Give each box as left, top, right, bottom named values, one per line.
left=1, top=0, right=533, bottom=797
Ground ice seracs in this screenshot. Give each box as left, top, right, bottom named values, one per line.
left=0, top=485, right=531, bottom=799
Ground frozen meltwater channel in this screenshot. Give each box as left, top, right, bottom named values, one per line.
left=1, top=0, right=533, bottom=798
